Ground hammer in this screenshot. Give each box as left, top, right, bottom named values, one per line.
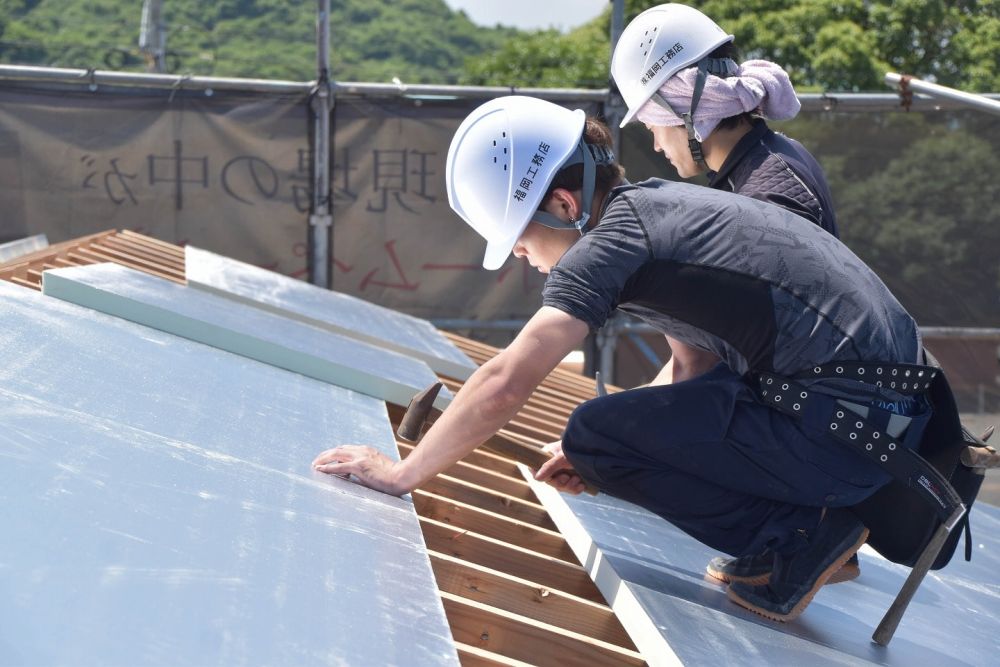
left=396, top=381, right=600, bottom=495
left=396, top=381, right=443, bottom=443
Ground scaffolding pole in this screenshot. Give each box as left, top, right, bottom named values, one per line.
left=138, top=0, right=167, bottom=73
left=886, top=72, right=1000, bottom=116
left=2, top=65, right=996, bottom=112
left=310, top=0, right=332, bottom=288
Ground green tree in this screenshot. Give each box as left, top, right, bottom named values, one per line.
left=833, top=120, right=1000, bottom=326
left=0, top=0, right=516, bottom=83
left=464, top=0, right=1000, bottom=93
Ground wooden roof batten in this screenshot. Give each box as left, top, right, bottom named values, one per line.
left=0, top=231, right=645, bottom=666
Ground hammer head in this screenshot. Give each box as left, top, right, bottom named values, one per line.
left=396, top=382, right=443, bottom=443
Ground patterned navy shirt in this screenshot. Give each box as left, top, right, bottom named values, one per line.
left=542, top=179, right=919, bottom=377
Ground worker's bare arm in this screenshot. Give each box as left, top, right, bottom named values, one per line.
left=312, top=306, right=589, bottom=495
left=647, top=335, right=720, bottom=386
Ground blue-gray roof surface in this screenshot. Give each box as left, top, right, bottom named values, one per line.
left=185, top=246, right=477, bottom=380
left=529, top=472, right=1000, bottom=667
left=0, top=282, right=459, bottom=666
left=42, top=263, right=452, bottom=410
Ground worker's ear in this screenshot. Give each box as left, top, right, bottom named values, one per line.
left=547, top=188, right=582, bottom=222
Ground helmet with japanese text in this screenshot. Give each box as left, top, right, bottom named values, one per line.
left=446, top=96, right=614, bottom=270
left=611, top=3, right=734, bottom=127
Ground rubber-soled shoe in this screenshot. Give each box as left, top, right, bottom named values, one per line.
left=830, top=552, right=861, bottom=584
left=706, top=552, right=774, bottom=586
left=708, top=551, right=861, bottom=586
left=726, top=508, right=869, bottom=622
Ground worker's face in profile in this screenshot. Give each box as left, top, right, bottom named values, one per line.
left=647, top=124, right=701, bottom=178
left=512, top=220, right=576, bottom=274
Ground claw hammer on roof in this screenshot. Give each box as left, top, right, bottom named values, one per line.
left=396, top=381, right=600, bottom=496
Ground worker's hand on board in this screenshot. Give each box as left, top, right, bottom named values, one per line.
left=312, top=445, right=406, bottom=496
left=534, top=440, right=588, bottom=495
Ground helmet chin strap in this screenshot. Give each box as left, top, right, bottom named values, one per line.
left=651, top=57, right=739, bottom=169
left=532, top=138, right=616, bottom=234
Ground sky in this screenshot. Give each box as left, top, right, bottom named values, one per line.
left=442, top=0, right=609, bottom=33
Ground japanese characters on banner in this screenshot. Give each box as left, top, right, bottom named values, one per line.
left=0, top=87, right=600, bottom=322
left=0, top=89, right=311, bottom=277
left=329, top=97, right=598, bottom=321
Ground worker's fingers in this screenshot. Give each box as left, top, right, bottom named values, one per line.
left=312, top=445, right=404, bottom=496
left=534, top=451, right=570, bottom=482
left=545, top=471, right=587, bottom=495
left=542, top=440, right=562, bottom=456
left=312, top=444, right=374, bottom=467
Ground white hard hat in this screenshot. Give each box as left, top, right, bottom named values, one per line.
left=446, top=96, right=586, bottom=270
left=611, top=3, right=734, bottom=128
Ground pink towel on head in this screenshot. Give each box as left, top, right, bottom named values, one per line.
left=636, top=59, right=801, bottom=141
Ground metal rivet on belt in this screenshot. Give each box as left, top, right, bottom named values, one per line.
left=836, top=411, right=844, bottom=418
left=902, top=382, right=907, bottom=389
left=767, top=378, right=773, bottom=385
left=873, top=432, right=880, bottom=439
left=918, top=370, right=924, bottom=377
left=831, top=423, right=838, bottom=430
left=858, top=368, right=865, bottom=375
left=876, top=381, right=883, bottom=387
left=762, top=390, right=768, bottom=396
left=892, top=369, right=898, bottom=376
left=814, top=367, right=821, bottom=374
left=889, top=443, right=896, bottom=450
left=856, top=421, right=863, bottom=428
left=866, top=443, right=873, bottom=450
left=905, top=370, right=911, bottom=377
left=891, top=381, right=896, bottom=388
left=800, top=391, right=807, bottom=399
left=850, top=433, right=857, bottom=440
left=781, top=383, right=789, bottom=390
left=836, top=366, right=844, bottom=374
left=774, top=395, right=782, bottom=402
left=793, top=403, right=801, bottom=410
left=881, top=454, right=888, bottom=462
left=877, top=368, right=883, bottom=375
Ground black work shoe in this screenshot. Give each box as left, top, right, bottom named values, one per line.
left=706, top=552, right=774, bottom=585
left=726, top=508, right=869, bottom=622
left=707, top=551, right=861, bottom=586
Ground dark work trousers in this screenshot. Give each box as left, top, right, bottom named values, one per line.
left=561, top=363, right=931, bottom=558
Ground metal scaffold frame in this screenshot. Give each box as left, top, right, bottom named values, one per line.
left=2, top=2, right=999, bottom=387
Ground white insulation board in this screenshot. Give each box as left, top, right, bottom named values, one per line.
left=0, top=282, right=458, bottom=666
left=526, top=467, right=1000, bottom=667
left=184, top=246, right=477, bottom=381
left=42, top=263, right=451, bottom=410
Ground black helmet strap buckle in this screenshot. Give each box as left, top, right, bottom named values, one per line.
left=533, top=139, right=616, bottom=234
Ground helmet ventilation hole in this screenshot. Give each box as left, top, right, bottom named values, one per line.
left=491, top=136, right=508, bottom=171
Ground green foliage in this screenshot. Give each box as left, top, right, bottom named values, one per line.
left=0, top=0, right=516, bottom=82
left=465, top=0, right=1000, bottom=93
left=832, top=117, right=1000, bottom=325
left=462, top=21, right=609, bottom=88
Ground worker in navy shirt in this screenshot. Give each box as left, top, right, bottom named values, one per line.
left=312, top=97, right=933, bottom=622
left=612, top=3, right=849, bottom=583
left=611, top=4, right=838, bottom=237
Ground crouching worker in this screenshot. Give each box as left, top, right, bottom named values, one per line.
left=312, top=96, right=934, bottom=622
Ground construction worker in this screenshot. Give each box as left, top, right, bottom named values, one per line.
left=612, top=3, right=856, bottom=584
left=611, top=3, right=838, bottom=237
left=313, top=96, right=936, bottom=622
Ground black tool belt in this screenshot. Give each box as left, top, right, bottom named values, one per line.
left=752, top=361, right=965, bottom=529
left=793, top=361, right=939, bottom=395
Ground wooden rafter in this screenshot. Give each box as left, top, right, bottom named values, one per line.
left=0, top=230, right=644, bottom=666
